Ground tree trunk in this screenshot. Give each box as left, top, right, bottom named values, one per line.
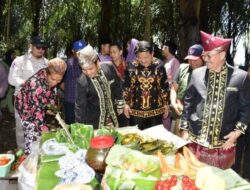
left=99, top=0, right=112, bottom=44
left=0, top=0, right=6, bottom=34
left=4, top=0, right=12, bottom=47
left=178, top=0, right=201, bottom=61
left=143, top=0, right=151, bottom=41
left=244, top=45, right=249, bottom=70
left=30, top=0, right=43, bottom=36
left=199, top=0, right=209, bottom=32
left=113, top=0, right=120, bottom=41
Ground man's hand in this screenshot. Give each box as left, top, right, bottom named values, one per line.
left=172, top=101, right=183, bottom=116
left=123, top=104, right=131, bottom=118
left=181, top=130, right=190, bottom=141
left=223, top=130, right=241, bottom=150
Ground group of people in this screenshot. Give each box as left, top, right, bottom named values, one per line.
left=0, top=31, right=250, bottom=179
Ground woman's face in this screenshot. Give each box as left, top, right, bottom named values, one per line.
left=47, top=73, right=63, bottom=88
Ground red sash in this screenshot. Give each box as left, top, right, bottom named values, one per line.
left=187, top=143, right=235, bottom=169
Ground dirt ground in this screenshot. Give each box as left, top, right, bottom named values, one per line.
left=0, top=108, right=61, bottom=153
left=0, top=109, right=17, bottom=153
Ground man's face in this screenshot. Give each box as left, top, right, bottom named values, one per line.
left=82, top=63, right=99, bottom=78
left=202, top=49, right=225, bottom=71
left=137, top=51, right=153, bottom=67
left=110, top=46, right=122, bottom=62
left=188, top=58, right=204, bottom=69
left=101, top=44, right=110, bottom=55
left=31, top=45, right=46, bottom=58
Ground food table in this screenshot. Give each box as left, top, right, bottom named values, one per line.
left=20, top=124, right=250, bottom=190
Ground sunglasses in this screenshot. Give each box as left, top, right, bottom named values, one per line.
left=35, top=46, right=46, bottom=50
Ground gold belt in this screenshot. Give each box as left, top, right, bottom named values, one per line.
left=130, top=107, right=165, bottom=118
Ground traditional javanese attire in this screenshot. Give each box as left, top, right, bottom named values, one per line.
left=75, top=63, right=125, bottom=129
left=123, top=58, right=169, bottom=130
left=180, top=31, right=250, bottom=169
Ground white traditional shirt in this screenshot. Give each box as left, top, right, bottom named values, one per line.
left=8, top=52, right=48, bottom=95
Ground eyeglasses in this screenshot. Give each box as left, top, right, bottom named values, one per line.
left=202, top=49, right=221, bottom=59
left=35, top=46, right=46, bottom=50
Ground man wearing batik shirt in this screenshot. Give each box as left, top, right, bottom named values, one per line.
left=180, top=31, right=250, bottom=169
left=123, top=41, right=169, bottom=130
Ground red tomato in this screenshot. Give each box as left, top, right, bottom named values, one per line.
left=160, top=183, right=170, bottom=190
left=155, top=181, right=163, bottom=190
left=169, top=175, right=177, bottom=186
left=163, top=179, right=170, bottom=184
left=182, top=176, right=190, bottom=184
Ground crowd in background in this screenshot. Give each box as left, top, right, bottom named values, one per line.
left=0, top=32, right=250, bottom=180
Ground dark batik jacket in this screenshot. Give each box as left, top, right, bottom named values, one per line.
left=180, top=64, right=250, bottom=148
left=75, top=63, right=125, bottom=129
left=123, top=58, right=169, bottom=118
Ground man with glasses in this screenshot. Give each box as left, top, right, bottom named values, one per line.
left=8, top=35, right=48, bottom=149
left=180, top=31, right=250, bottom=169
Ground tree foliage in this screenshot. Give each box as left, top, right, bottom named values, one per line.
left=0, top=0, right=249, bottom=64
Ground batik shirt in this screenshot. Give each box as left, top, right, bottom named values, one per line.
left=123, top=58, right=169, bottom=118
left=15, top=69, right=57, bottom=131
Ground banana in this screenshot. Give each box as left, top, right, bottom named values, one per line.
left=157, top=151, right=184, bottom=176
left=177, top=153, right=197, bottom=179
left=183, top=146, right=205, bottom=169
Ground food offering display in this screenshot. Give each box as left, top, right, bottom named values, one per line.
left=31, top=122, right=250, bottom=190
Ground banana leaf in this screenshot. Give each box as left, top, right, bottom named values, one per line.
left=103, top=165, right=157, bottom=190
